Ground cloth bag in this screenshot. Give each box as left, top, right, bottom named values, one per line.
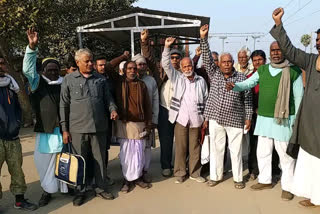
left=55, top=143, right=86, bottom=186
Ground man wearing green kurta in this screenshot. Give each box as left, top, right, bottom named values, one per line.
left=270, top=7, right=320, bottom=208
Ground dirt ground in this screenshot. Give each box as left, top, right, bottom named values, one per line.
left=0, top=128, right=318, bottom=214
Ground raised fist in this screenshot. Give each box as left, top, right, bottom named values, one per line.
left=272, top=7, right=284, bottom=26
left=165, top=37, right=176, bottom=48
left=141, top=29, right=149, bottom=42
left=200, top=24, right=209, bottom=39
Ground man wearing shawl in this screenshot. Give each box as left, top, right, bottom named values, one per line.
left=113, top=61, right=153, bottom=193
left=271, top=7, right=320, bottom=207
left=226, top=40, right=304, bottom=200
left=23, top=29, right=67, bottom=207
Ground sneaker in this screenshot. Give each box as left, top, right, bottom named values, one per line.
left=142, top=171, right=152, bottom=183
left=38, top=192, right=51, bottom=207
left=73, top=193, right=86, bottom=207
left=189, top=176, right=206, bottom=183
left=135, top=178, right=152, bottom=189
left=96, top=191, right=114, bottom=200
left=162, top=169, right=173, bottom=177
left=250, top=183, right=273, bottom=191
left=299, top=199, right=316, bottom=207
left=174, top=176, right=186, bottom=184
left=14, top=199, right=38, bottom=211
left=281, top=190, right=294, bottom=201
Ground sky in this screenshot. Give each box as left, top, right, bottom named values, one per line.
left=133, top=0, right=320, bottom=62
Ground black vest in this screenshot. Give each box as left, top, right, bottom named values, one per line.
left=30, top=76, right=61, bottom=133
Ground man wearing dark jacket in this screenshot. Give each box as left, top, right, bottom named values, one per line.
left=0, top=55, right=38, bottom=211
left=271, top=7, right=320, bottom=207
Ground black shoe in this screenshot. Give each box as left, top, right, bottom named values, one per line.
left=96, top=191, right=114, bottom=200
left=14, top=199, right=38, bottom=211
left=73, top=193, right=86, bottom=207
left=38, top=192, right=51, bottom=207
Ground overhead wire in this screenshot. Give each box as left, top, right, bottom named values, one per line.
left=283, top=0, right=313, bottom=23
left=285, top=8, right=320, bottom=26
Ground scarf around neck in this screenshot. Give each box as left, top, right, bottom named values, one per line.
left=0, top=74, right=20, bottom=93
left=41, top=75, right=63, bottom=85
left=270, top=59, right=291, bottom=124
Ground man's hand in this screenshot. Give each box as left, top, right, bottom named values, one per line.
left=245, top=120, right=251, bottom=131
left=164, top=37, right=176, bottom=48
left=63, top=131, right=72, bottom=144
left=272, top=7, right=284, bottom=26
left=202, top=120, right=209, bottom=129
left=27, top=28, right=38, bottom=50
left=123, top=51, right=130, bottom=59
left=200, top=24, right=209, bottom=39
left=226, top=82, right=235, bottom=91
left=141, top=29, right=149, bottom=42
left=110, top=110, right=119, bottom=120
left=195, top=46, right=202, bottom=56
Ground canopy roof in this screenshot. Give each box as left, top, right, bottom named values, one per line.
left=76, top=7, right=210, bottom=55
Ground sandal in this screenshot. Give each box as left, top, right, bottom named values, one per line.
left=207, top=180, right=221, bottom=187
left=234, top=181, right=245, bottom=189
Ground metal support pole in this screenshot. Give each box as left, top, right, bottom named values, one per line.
left=131, top=30, right=135, bottom=57
left=78, top=32, right=83, bottom=48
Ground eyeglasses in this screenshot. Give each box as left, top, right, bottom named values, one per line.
left=171, top=56, right=181, bottom=60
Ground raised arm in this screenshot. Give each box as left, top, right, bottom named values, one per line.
left=161, top=37, right=178, bottom=82
left=140, top=29, right=162, bottom=85
left=22, top=28, right=40, bottom=91
left=200, top=24, right=219, bottom=79
left=193, top=46, right=201, bottom=68
left=270, top=7, right=314, bottom=70
left=106, top=51, right=130, bottom=73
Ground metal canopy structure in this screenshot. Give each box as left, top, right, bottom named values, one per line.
left=76, top=7, right=210, bottom=56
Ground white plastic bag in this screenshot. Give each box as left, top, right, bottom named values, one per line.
left=201, top=135, right=210, bottom=165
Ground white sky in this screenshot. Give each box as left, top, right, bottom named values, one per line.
left=133, top=0, right=319, bottom=62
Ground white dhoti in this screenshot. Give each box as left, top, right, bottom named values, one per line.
left=34, top=132, right=67, bottom=194
left=257, top=136, right=295, bottom=192
left=209, top=120, right=243, bottom=182
left=291, top=148, right=320, bottom=205
left=119, top=138, right=146, bottom=181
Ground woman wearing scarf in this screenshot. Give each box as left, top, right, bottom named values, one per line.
left=113, top=61, right=152, bottom=193
left=22, top=29, right=67, bottom=207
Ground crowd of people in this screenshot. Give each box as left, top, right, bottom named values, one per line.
left=0, top=7, right=319, bottom=211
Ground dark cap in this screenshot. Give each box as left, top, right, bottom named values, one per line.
left=170, top=49, right=182, bottom=57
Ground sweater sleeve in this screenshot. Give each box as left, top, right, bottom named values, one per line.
left=59, top=76, right=70, bottom=132
left=270, top=23, right=314, bottom=71
left=22, top=46, right=40, bottom=91
left=151, top=78, right=159, bottom=124
left=292, top=74, right=304, bottom=117
left=200, top=38, right=219, bottom=81
left=161, top=47, right=178, bottom=83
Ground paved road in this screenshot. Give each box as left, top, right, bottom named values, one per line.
left=0, top=128, right=318, bottom=214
